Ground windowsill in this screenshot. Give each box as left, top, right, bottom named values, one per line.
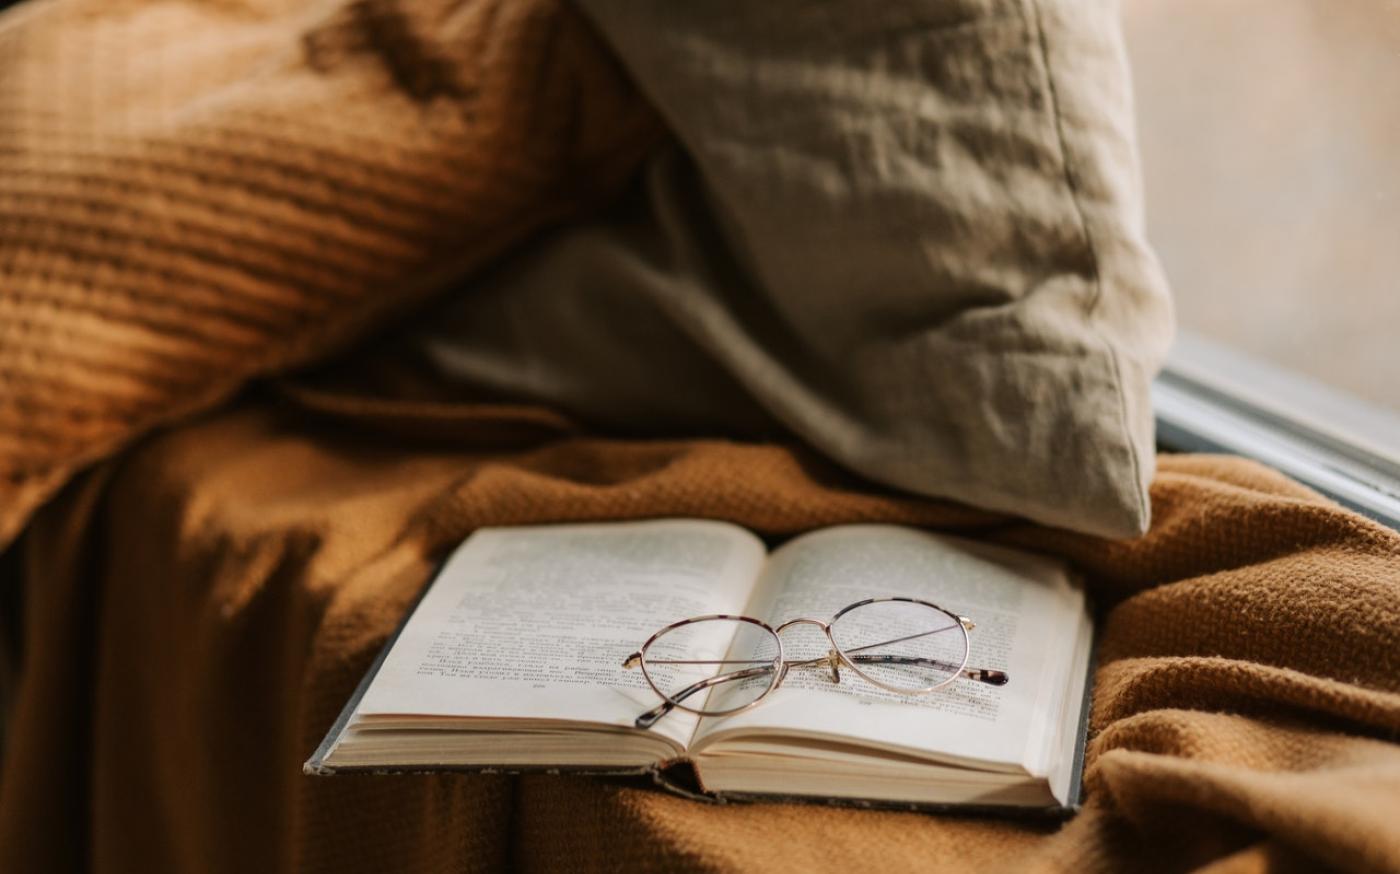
left=1154, top=330, right=1400, bottom=531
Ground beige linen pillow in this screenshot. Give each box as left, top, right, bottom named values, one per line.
left=0, top=0, right=660, bottom=548
left=306, top=0, right=1170, bottom=540
left=311, top=0, right=1173, bottom=537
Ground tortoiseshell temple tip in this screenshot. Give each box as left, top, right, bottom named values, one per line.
left=634, top=706, right=666, bottom=729
left=967, top=669, right=1009, bottom=686
left=622, top=652, right=642, bottom=670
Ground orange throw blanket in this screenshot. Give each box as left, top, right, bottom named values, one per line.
left=0, top=0, right=659, bottom=547
left=1, top=396, right=1397, bottom=872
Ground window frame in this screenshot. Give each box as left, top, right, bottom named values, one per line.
left=1154, top=330, right=1400, bottom=532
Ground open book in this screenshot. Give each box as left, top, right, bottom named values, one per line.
left=306, top=520, right=1094, bottom=813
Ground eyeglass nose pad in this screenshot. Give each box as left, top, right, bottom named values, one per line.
left=826, top=649, right=842, bottom=684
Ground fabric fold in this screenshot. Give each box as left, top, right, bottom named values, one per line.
left=1, top=396, right=1396, bottom=873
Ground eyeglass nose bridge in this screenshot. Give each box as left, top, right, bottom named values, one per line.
left=773, top=617, right=830, bottom=634
left=773, top=617, right=843, bottom=683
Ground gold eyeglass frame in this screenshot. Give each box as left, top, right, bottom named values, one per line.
left=622, top=596, right=1008, bottom=729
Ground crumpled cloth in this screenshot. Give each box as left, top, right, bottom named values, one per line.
left=0, top=0, right=660, bottom=548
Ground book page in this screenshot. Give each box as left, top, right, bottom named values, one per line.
left=354, top=519, right=766, bottom=750
left=692, top=525, right=1084, bottom=773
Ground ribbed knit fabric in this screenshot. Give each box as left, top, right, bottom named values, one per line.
left=0, top=0, right=662, bottom=548
left=1, top=395, right=1397, bottom=872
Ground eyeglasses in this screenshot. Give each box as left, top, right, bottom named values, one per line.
left=622, top=596, right=1008, bottom=728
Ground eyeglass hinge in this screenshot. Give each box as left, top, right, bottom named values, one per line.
left=958, top=615, right=976, bottom=631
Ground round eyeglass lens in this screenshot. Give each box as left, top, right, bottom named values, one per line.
left=641, top=617, right=780, bottom=716
left=829, top=599, right=968, bottom=693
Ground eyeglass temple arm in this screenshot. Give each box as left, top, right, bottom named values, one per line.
left=621, top=657, right=1007, bottom=730
left=836, top=620, right=1007, bottom=685
left=627, top=664, right=777, bottom=729
left=845, top=654, right=1008, bottom=686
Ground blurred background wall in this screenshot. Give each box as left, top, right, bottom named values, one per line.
left=1124, top=0, right=1400, bottom=410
